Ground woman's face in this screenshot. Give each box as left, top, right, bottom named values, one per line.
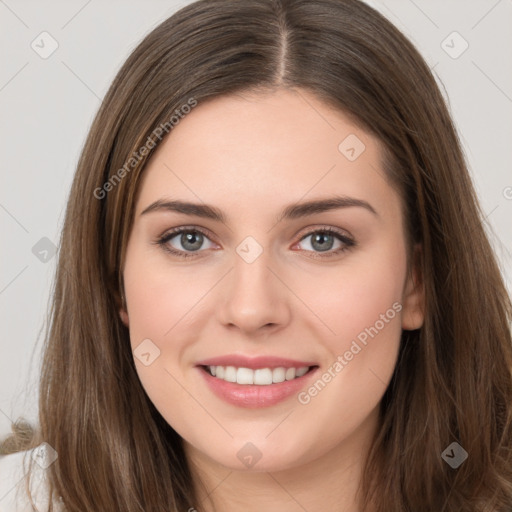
left=120, top=88, right=424, bottom=473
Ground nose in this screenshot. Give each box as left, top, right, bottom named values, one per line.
left=216, top=247, right=291, bottom=337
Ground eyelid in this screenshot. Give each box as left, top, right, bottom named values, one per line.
left=158, top=225, right=218, bottom=244
left=295, top=224, right=353, bottom=242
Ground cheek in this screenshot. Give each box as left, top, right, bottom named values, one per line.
left=122, top=250, right=213, bottom=411
left=302, top=243, right=406, bottom=348
left=123, top=254, right=206, bottom=345
left=324, top=266, right=403, bottom=344
left=293, top=240, right=406, bottom=414
left=122, top=254, right=206, bottom=422
left=290, top=248, right=405, bottom=447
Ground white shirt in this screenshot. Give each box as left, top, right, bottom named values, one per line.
left=0, top=448, right=59, bottom=512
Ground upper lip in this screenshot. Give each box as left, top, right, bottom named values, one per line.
left=196, top=354, right=318, bottom=370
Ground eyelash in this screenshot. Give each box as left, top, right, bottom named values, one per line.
left=153, top=226, right=356, bottom=260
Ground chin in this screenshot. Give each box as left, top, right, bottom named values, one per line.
left=198, top=435, right=313, bottom=473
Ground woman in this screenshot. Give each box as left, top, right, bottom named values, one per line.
left=1, top=0, right=511, bottom=510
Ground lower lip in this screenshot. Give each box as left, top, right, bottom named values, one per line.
left=196, top=366, right=318, bottom=408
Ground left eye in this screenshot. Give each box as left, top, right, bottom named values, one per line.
left=297, top=230, right=345, bottom=253
left=293, top=228, right=356, bottom=258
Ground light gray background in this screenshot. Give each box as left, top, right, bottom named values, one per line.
left=1, top=0, right=511, bottom=439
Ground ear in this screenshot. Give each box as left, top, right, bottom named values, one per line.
left=117, top=287, right=129, bottom=327
left=401, top=243, right=424, bottom=331
left=119, top=307, right=129, bottom=327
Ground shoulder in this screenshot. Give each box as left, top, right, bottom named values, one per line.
left=0, top=447, right=60, bottom=512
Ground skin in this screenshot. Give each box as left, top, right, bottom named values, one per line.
left=119, top=87, right=424, bottom=512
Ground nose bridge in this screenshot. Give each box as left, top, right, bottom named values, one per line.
left=233, top=244, right=272, bottom=295
left=217, top=236, right=290, bottom=332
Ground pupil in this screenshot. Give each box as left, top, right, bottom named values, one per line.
left=312, top=233, right=333, bottom=252
left=182, top=231, right=203, bottom=251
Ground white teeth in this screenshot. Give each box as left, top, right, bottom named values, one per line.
left=236, top=367, right=254, bottom=385
left=295, top=366, right=309, bottom=377
left=206, top=365, right=311, bottom=385
left=272, top=367, right=286, bottom=383
left=254, top=368, right=273, bottom=385
left=224, top=366, right=237, bottom=383
left=285, top=368, right=296, bottom=380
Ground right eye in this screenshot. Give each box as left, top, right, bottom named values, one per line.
left=155, top=227, right=217, bottom=258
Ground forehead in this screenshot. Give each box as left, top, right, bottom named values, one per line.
left=134, top=88, right=399, bottom=223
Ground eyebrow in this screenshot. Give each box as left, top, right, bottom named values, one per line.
left=140, top=195, right=378, bottom=223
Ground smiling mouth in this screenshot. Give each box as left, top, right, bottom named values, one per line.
left=200, top=365, right=318, bottom=385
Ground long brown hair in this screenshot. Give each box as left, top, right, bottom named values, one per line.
left=3, top=0, right=511, bottom=510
